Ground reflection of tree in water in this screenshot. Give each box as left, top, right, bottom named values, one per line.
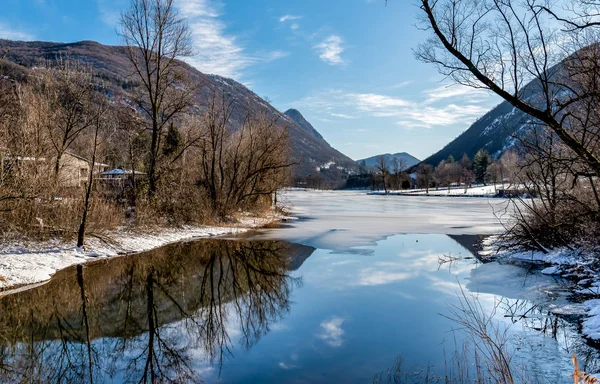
left=0, top=239, right=311, bottom=383
left=498, top=298, right=600, bottom=373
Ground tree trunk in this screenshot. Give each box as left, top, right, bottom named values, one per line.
left=77, top=264, right=94, bottom=384
left=148, top=118, right=159, bottom=198
left=144, top=268, right=157, bottom=382
left=77, top=126, right=99, bottom=248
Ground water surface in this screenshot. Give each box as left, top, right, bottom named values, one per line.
left=0, top=190, right=596, bottom=383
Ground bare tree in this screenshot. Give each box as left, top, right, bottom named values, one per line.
left=197, top=94, right=293, bottom=216
left=77, top=94, right=114, bottom=248
left=416, top=163, right=434, bottom=193
left=417, top=0, right=600, bottom=250
left=1, top=75, right=57, bottom=233
left=114, top=104, right=149, bottom=208
left=417, top=0, right=600, bottom=179
left=41, top=63, right=97, bottom=181
left=500, top=150, right=520, bottom=188
left=486, top=161, right=504, bottom=193
left=120, top=0, right=194, bottom=197
left=460, top=153, right=474, bottom=192
left=390, top=157, right=407, bottom=190
left=375, top=155, right=390, bottom=194
left=434, top=160, right=453, bottom=191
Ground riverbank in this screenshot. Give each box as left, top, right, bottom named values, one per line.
left=481, top=236, right=600, bottom=343
left=366, top=184, right=528, bottom=198
left=0, top=211, right=289, bottom=292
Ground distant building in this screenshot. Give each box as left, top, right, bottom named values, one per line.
left=58, top=152, right=109, bottom=188
left=99, top=168, right=145, bottom=187
left=100, top=168, right=146, bottom=180
left=1, top=150, right=108, bottom=188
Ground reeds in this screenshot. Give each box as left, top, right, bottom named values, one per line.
left=572, top=354, right=599, bottom=384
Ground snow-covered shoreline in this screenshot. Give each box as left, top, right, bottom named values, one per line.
left=481, top=236, right=600, bottom=342
left=0, top=213, right=286, bottom=293
left=367, top=184, right=526, bottom=198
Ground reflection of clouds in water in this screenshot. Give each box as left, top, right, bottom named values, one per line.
left=304, top=247, right=451, bottom=289
left=330, top=259, right=360, bottom=266
left=278, top=353, right=299, bottom=370
left=426, top=276, right=463, bottom=295
left=353, top=250, right=439, bottom=286
left=269, top=322, right=289, bottom=331
left=393, top=291, right=417, bottom=300
left=318, top=317, right=345, bottom=347
left=356, top=269, right=412, bottom=286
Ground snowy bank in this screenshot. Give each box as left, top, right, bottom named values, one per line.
left=480, top=236, right=600, bottom=342
left=367, top=184, right=528, bottom=198
left=0, top=213, right=286, bottom=292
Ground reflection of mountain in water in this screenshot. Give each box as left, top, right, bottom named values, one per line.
left=446, top=234, right=486, bottom=258
left=0, top=239, right=314, bottom=383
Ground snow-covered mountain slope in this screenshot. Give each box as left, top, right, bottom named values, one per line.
left=357, top=152, right=421, bottom=170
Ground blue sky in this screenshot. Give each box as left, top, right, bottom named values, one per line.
left=0, top=0, right=500, bottom=160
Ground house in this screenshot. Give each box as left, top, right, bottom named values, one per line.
left=1, top=150, right=108, bottom=188
left=98, top=168, right=146, bottom=198
left=57, top=152, right=109, bottom=188
left=100, top=168, right=145, bottom=180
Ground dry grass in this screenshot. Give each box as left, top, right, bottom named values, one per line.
left=373, top=286, right=595, bottom=384
left=572, top=355, right=599, bottom=384
left=0, top=195, right=124, bottom=241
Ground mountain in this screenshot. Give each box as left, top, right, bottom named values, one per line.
left=419, top=58, right=570, bottom=166
left=0, top=39, right=357, bottom=186
left=419, top=100, right=526, bottom=166
left=284, top=109, right=324, bottom=141
left=279, top=108, right=357, bottom=183
left=357, top=152, right=421, bottom=171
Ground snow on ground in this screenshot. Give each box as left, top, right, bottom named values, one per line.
left=316, top=161, right=335, bottom=172
left=479, top=236, right=580, bottom=266
left=0, top=213, right=283, bottom=292
left=481, top=235, right=600, bottom=342
left=369, top=184, right=521, bottom=197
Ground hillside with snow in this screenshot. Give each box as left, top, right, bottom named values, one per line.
left=357, top=152, right=420, bottom=170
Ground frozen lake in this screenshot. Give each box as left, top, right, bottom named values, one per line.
left=0, top=190, right=597, bottom=383
left=245, top=189, right=510, bottom=252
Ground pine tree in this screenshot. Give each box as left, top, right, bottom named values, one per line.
left=473, top=149, right=491, bottom=184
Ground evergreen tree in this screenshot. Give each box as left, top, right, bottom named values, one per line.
left=163, top=123, right=182, bottom=158
left=358, top=160, right=368, bottom=175
left=473, top=149, right=491, bottom=184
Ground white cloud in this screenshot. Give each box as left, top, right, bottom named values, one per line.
left=263, top=50, right=290, bottom=61
left=314, top=35, right=345, bottom=65
left=96, top=0, right=123, bottom=26
left=317, top=317, right=345, bottom=347
left=0, top=22, right=34, bottom=41
left=424, top=84, right=490, bottom=104
left=279, top=14, right=302, bottom=23
left=390, top=80, right=415, bottom=89
left=169, top=0, right=288, bottom=79
left=293, top=88, right=490, bottom=129
left=396, top=120, right=431, bottom=130
left=178, top=0, right=220, bottom=17
left=331, top=113, right=358, bottom=119
left=279, top=14, right=302, bottom=31
left=349, top=93, right=412, bottom=110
